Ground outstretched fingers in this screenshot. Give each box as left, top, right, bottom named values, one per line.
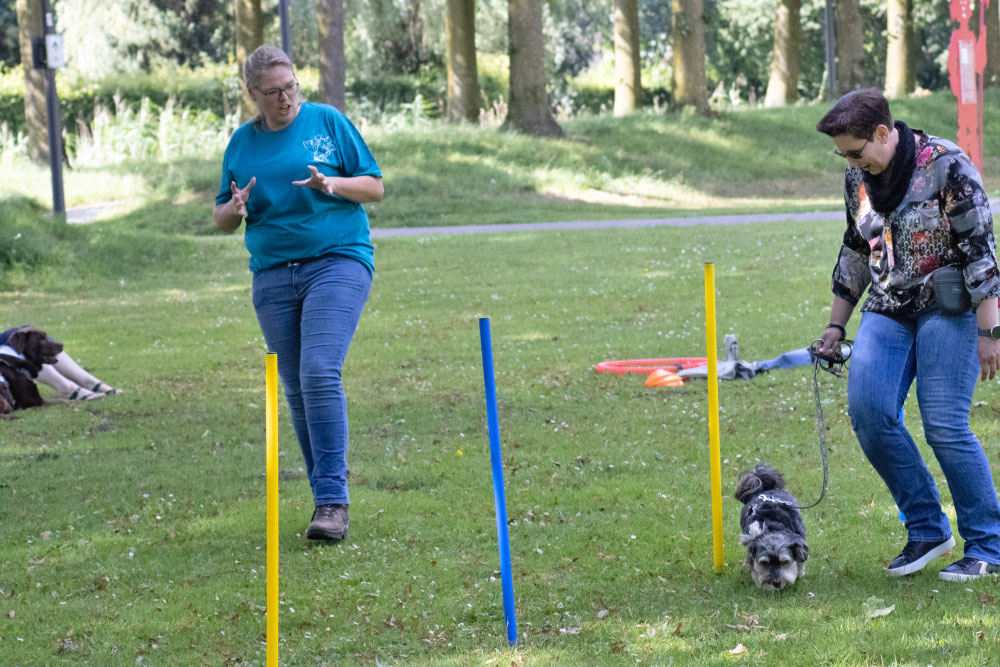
left=292, top=165, right=322, bottom=187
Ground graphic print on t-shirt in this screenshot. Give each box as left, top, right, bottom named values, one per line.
left=304, top=135, right=335, bottom=162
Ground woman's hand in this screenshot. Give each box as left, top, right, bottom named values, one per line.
left=229, top=177, right=256, bottom=216
left=979, top=337, right=1000, bottom=380
left=816, top=325, right=845, bottom=358
left=292, top=165, right=334, bottom=195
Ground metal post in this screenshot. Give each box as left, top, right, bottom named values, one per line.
left=279, top=0, right=292, bottom=58
left=39, top=0, right=64, bottom=215
left=823, top=0, right=837, bottom=97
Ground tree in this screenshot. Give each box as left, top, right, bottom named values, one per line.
left=317, top=0, right=346, bottom=110
left=613, top=0, right=642, bottom=116
left=763, top=0, right=801, bottom=107
left=235, top=0, right=263, bottom=122
left=885, top=0, right=914, bottom=98
left=15, top=0, right=47, bottom=164
left=1, top=0, right=20, bottom=67
left=369, top=0, right=428, bottom=75
left=445, top=0, right=479, bottom=122
left=57, top=0, right=182, bottom=78
left=834, top=0, right=865, bottom=94
left=670, top=0, right=709, bottom=113
left=503, top=0, right=562, bottom=137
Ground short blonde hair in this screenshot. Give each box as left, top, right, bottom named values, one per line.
left=243, top=44, right=294, bottom=89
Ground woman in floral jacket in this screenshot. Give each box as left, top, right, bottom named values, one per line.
left=814, top=88, right=1000, bottom=582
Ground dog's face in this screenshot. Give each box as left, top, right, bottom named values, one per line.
left=740, top=523, right=809, bottom=590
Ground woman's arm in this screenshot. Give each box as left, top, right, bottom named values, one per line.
left=213, top=178, right=256, bottom=233
left=817, top=296, right=856, bottom=357
left=213, top=200, right=243, bottom=233
left=976, top=297, right=1000, bottom=380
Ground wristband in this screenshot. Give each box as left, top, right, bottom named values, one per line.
left=826, top=323, right=846, bottom=340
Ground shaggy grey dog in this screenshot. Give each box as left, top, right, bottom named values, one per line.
left=734, top=464, right=809, bottom=590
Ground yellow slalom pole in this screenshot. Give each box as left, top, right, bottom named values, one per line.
left=265, top=353, right=279, bottom=666
left=704, top=263, right=724, bottom=574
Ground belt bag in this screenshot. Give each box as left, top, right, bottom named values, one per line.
left=934, top=265, right=971, bottom=314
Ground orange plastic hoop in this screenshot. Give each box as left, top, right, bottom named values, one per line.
left=594, top=357, right=707, bottom=375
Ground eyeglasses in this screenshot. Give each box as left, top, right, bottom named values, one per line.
left=256, top=81, right=299, bottom=101
left=833, top=136, right=871, bottom=160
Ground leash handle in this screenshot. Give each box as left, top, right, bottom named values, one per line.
left=808, top=339, right=853, bottom=376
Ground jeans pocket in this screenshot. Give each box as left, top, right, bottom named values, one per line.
left=252, top=272, right=285, bottom=309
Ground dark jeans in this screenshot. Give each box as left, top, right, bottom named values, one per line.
left=252, top=256, right=371, bottom=505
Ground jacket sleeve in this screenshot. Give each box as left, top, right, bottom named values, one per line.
left=939, top=153, right=1000, bottom=309
left=831, top=176, right=871, bottom=306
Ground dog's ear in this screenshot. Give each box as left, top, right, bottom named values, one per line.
left=790, top=537, right=809, bottom=563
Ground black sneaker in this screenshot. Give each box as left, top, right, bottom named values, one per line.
left=306, top=503, right=349, bottom=540
left=938, top=556, right=1000, bottom=582
left=885, top=536, right=956, bottom=576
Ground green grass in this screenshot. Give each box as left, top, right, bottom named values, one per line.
left=3, top=95, right=1000, bottom=665
left=2, top=207, right=1000, bottom=665
left=5, top=89, right=1000, bottom=228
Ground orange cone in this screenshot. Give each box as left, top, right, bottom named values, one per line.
left=644, top=369, right=684, bottom=387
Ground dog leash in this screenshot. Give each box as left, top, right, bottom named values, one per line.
left=770, top=339, right=852, bottom=511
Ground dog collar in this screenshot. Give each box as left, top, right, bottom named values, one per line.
left=757, top=493, right=797, bottom=507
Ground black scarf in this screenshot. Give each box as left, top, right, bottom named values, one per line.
left=862, top=120, right=915, bottom=216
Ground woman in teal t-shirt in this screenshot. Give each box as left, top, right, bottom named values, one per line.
left=214, top=44, right=384, bottom=542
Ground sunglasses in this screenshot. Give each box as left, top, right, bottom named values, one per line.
left=833, top=136, right=871, bottom=160
left=256, top=81, right=299, bottom=101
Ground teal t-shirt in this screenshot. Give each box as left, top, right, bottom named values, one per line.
left=216, top=102, right=382, bottom=274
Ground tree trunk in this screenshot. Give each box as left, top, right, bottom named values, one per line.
left=318, top=0, right=346, bottom=110
left=613, top=0, right=642, bottom=116
left=670, top=0, right=709, bottom=114
left=503, top=0, right=563, bottom=137
left=446, top=0, right=480, bottom=122
left=884, top=0, right=914, bottom=98
left=16, top=0, right=47, bottom=164
left=235, top=0, right=263, bottom=123
left=985, top=0, right=1000, bottom=87
left=834, top=0, right=865, bottom=94
left=763, top=0, right=801, bottom=107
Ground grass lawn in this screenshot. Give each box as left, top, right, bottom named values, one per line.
left=2, top=213, right=1000, bottom=665
left=3, top=95, right=1000, bottom=665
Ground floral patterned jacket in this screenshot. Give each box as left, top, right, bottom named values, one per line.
left=832, top=132, right=1000, bottom=314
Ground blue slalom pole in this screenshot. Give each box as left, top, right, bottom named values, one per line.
left=478, top=317, right=518, bottom=646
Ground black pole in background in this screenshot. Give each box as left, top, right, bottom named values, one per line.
left=279, top=0, right=292, bottom=58
left=823, top=0, right=837, bottom=97
left=39, top=0, right=65, bottom=215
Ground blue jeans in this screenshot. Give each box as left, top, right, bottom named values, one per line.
left=848, top=310, right=1000, bottom=564
left=252, top=256, right=371, bottom=506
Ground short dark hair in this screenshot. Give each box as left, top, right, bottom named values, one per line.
left=816, top=88, right=893, bottom=139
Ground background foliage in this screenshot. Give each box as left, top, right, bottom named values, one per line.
left=0, top=0, right=962, bottom=106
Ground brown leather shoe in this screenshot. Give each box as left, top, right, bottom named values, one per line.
left=306, top=503, right=349, bottom=540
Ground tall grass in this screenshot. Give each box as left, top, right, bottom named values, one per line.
left=68, top=96, right=241, bottom=168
